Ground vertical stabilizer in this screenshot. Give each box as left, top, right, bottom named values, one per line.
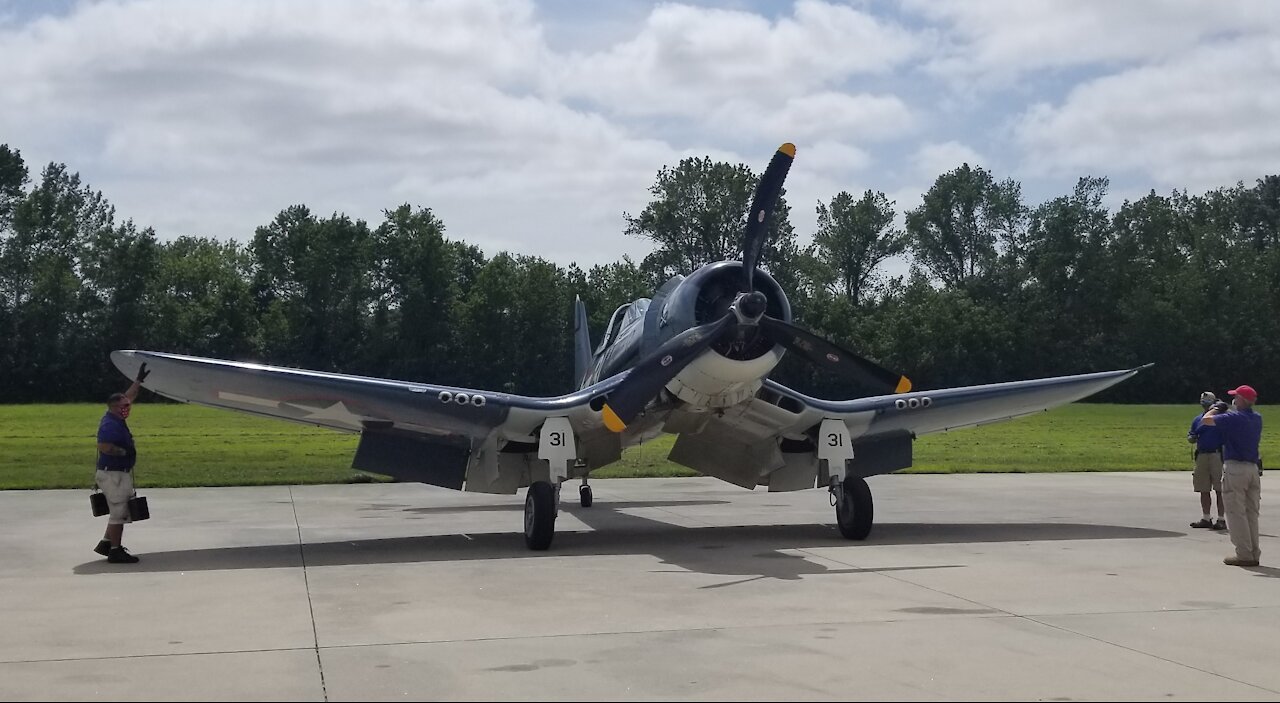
left=573, top=296, right=592, bottom=388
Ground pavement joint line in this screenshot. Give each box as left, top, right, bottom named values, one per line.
left=793, top=546, right=1022, bottom=619
left=303, top=615, right=1025, bottom=652
left=5, top=605, right=1276, bottom=667
left=1023, top=615, right=1280, bottom=696
left=807, top=545, right=1280, bottom=696
left=803, top=548, right=1280, bottom=621
left=290, top=486, right=328, bottom=703
left=0, top=646, right=317, bottom=666
left=0, top=617, right=1018, bottom=666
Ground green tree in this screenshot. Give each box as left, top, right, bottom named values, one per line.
left=1015, top=177, right=1117, bottom=377
left=0, top=145, right=30, bottom=387
left=366, top=204, right=462, bottom=381
left=906, top=164, right=1024, bottom=289
left=250, top=206, right=375, bottom=371
left=146, top=236, right=258, bottom=359
left=625, top=156, right=797, bottom=286
left=3, top=163, right=120, bottom=400
left=453, top=254, right=576, bottom=394
left=810, top=190, right=906, bottom=305
left=0, top=145, right=27, bottom=232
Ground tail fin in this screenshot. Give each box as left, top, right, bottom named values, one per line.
left=573, top=296, right=592, bottom=388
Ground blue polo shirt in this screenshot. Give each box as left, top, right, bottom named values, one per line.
left=97, top=412, right=136, bottom=471
left=1189, top=415, right=1223, bottom=453
left=1211, top=409, right=1262, bottom=463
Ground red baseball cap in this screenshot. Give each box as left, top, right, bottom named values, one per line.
left=1228, top=385, right=1258, bottom=403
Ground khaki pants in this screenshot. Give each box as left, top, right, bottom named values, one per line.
left=1193, top=450, right=1223, bottom=492
left=95, top=469, right=134, bottom=525
left=1222, top=460, right=1261, bottom=562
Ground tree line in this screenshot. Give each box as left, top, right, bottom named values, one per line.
left=1, top=143, right=1276, bottom=404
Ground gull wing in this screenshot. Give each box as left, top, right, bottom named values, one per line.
left=111, top=350, right=624, bottom=491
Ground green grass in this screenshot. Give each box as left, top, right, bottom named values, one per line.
left=1, top=403, right=1273, bottom=489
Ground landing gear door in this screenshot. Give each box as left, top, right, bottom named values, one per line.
left=818, top=418, right=854, bottom=484
left=538, top=417, right=576, bottom=483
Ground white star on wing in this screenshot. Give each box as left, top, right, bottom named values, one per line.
left=285, top=401, right=366, bottom=428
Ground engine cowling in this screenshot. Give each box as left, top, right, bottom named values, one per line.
left=648, top=261, right=792, bottom=408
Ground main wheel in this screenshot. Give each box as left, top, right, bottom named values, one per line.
left=835, top=475, right=873, bottom=540
left=579, top=484, right=593, bottom=508
left=524, top=481, right=557, bottom=550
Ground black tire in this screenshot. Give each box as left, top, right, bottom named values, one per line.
left=579, top=484, right=593, bottom=508
left=835, top=475, right=873, bottom=540
left=524, top=481, right=557, bottom=550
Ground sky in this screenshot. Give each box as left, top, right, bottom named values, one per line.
left=1, top=0, right=1277, bottom=271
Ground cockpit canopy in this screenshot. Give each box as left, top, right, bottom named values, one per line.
left=595, top=298, right=650, bottom=355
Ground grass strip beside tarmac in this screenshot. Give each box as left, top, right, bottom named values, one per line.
left=1, top=403, right=1273, bottom=490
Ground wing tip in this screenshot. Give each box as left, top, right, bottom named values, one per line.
left=778, top=143, right=796, bottom=158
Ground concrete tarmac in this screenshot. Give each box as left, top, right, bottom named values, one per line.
left=1, top=472, right=1277, bottom=701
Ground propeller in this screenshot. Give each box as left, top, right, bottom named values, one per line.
left=602, top=143, right=911, bottom=433
left=757, top=316, right=911, bottom=394
left=742, top=144, right=794, bottom=293
left=602, top=314, right=736, bottom=433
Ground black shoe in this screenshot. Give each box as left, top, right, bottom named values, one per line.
left=1212, top=519, right=1228, bottom=531
left=94, top=540, right=112, bottom=557
left=107, top=547, right=139, bottom=564
left=1190, top=518, right=1213, bottom=528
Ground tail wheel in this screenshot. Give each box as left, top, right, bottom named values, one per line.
left=835, top=475, right=873, bottom=540
left=524, top=481, right=556, bottom=550
left=579, top=484, right=593, bottom=508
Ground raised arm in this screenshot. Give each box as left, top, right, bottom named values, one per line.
left=124, top=362, right=149, bottom=402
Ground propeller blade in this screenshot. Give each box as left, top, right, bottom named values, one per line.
left=742, top=143, right=795, bottom=292
left=602, top=314, right=737, bottom=432
left=758, top=316, right=911, bottom=395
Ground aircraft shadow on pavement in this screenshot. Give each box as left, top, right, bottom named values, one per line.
left=72, top=499, right=1184, bottom=582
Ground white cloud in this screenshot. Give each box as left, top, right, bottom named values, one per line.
left=710, top=92, right=915, bottom=143
left=912, top=141, right=986, bottom=178
left=554, top=1, right=921, bottom=118
left=2, top=0, right=1273, bottom=276
left=0, top=0, right=672, bottom=266
left=906, top=0, right=1280, bottom=85
left=0, top=0, right=929, bottom=267
left=1015, top=36, right=1280, bottom=191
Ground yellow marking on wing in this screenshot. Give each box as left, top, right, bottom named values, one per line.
left=602, top=404, right=626, bottom=433
left=895, top=377, right=913, bottom=394
left=779, top=143, right=796, bottom=157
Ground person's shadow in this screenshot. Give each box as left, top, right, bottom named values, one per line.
left=1243, top=565, right=1280, bottom=578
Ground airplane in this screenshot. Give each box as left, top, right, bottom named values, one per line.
left=110, top=143, right=1149, bottom=551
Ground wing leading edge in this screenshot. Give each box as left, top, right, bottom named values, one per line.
left=110, top=350, right=627, bottom=490
left=760, top=364, right=1151, bottom=450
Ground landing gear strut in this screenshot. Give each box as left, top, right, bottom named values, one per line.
left=832, top=475, right=873, bottom=540
left=524, top=481, right=557, bottom=550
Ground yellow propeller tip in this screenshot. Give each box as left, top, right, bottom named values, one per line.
left=602, top=405, right=626, bottom=433
left=778, top=143, right=796, bottom=157
left=895, top=377, right=913, bottom=394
